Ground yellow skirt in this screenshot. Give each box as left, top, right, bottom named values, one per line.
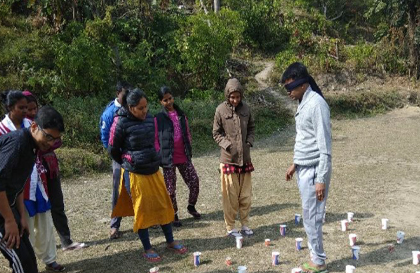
left=111, top=169, right=174, bottom=232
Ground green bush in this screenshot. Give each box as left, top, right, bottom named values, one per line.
left=56, top=148, right=110, bottom=178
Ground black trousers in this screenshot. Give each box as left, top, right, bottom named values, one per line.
left=0, top=208, right=38, bottom=273
left=46, top=174, right=73, bottom=247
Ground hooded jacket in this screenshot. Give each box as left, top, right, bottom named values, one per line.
left=108, top=107, right=161, bottom=175
left=212, top=78, right=255, bottom=166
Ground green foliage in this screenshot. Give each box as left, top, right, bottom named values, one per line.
left=56, top=148, right=110, bottom=178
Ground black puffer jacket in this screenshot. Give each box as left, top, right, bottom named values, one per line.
left=155, top=104, right=192, bottom=168
left=108, top=107, right=161, bottom=175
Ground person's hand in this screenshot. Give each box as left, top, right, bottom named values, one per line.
left=285, top=164, right=296, bottom=181
left=315, top=183, right=326, bottom=201
left=1, top=219, right=20, bottom=249
left=20, top=216, right=30, bottom=238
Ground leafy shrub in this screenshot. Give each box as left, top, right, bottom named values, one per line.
left=56, top=148, right=109, bottom=178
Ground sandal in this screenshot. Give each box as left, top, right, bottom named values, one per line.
left=167, top=242, right=188, bottom=254
left=301, top=262, right=328, bottom=273
left=187, top=205, right=201, bottom=219
left=241, top=226, right=254, bottom=236
left=143, top=251, right=162, bottom=262
left=46, top=262, right=66, bottom=272
left=109, top=228, right=121, bottom=240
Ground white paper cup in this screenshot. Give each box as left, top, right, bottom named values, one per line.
left=238, top=265, right=247, bottom=273
left=271, top=251, right=280, bottom=266
left=294, top=214, right=301, bottom=225
left=341, top=220, right=349, bottom=231
left=345, top=265, right=355, bottom=273
left=291, top=268, right=303, bottom=273
left=265, top=238, right=271, bottom=247
left=347, top=212, right=354, bottom=222
left=236, top=236, right=243, bottom=249
left=349, top=234, right=357, bottom=246
left=295, top=238, right=303, bottom=251
left=412, top=251, right=420, bottom=265
left=396, top=231, right=405, bottom=244
left=352, top=246, right=360, bottom=260
left=381, top=218, right=389, bottom=230
left=279, top=224, right=287, bottom=236
left=193, top=252, right=201, bottom=267
left=149, top=267, right=159, bottom=273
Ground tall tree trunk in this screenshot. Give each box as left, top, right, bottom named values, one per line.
left=214, top=0, right=220, bottom=13
left=407, top=1, right=419, bottom=78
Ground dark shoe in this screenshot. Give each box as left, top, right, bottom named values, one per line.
left=173, top=214, right=182, bottom=227
left=46, top=262, right=66, bottom=272
left=109, top=228, right=121, bottom=240
left=187, top=205, right=201, bottom=219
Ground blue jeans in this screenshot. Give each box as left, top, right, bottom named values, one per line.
left=296, top=163, right=331, bottom=265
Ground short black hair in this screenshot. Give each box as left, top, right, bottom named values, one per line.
left=35, top=106, right=65, bottom=132
left=280, top=62, right=310, bottom=84
left=116, top=81, right=131, bottom=94
left=157, top=86, right=172, bottom=100
left=1, top=90, right=26, bottom=113
left=122, top=88, right=147, bottom=108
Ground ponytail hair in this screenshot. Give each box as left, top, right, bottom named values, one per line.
left=1, top=90, right=26, bottom=113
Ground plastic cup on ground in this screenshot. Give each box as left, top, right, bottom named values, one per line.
left=341, top=220, right=349, bottom=231
left=292, top=268, right=302, bottom=273
left=347, top=212, right=354, bottom=222
left=280, top=224, right=287, bottom=236
left=238, top=266, right=247, bottom=273
left=271, top=251, right=280, bottom=266
left=149, top=267, right=159, bottom=273
left=226, top=256, right=232, bottom=266
left=412, top=251, right=420, bottom=265
left=381, top=218, right=389, bottom=230
left=397, top=231, right=405, bottom=244
left=349, top=234, right=357, bottom=246
left=236, top=236, right=243, bottom=249
left=352, top=246, right=360, bottom=260
left=295, top=238, right=303, bottom=251
left=345, top=265, right=355, bottom=273
left=193, top=252, right=201, bottom=267
left=295, top=214, right=301, bottom=225
left=265, top=239, right=270, bottom=247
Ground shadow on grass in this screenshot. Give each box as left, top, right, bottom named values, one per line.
left=327, top=236, right=420, bottom=271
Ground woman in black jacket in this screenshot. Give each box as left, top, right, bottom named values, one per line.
left=108, top=89, right=187, bottom=262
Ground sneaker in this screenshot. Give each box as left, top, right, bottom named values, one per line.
left=45, top=261, right=66, bottom=272
left=227, top=229, right=242, bottom=237
left=62, top=242, right=87, bottom=251
left=187, top=205, right=201, bottom=219
left=241, top=226, right=254, bottom=236
left=173, top=214, right=182, bottom=227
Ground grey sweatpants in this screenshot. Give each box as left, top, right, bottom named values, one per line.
left=296, top=163, right=331, bottom=265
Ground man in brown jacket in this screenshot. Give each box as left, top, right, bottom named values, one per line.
left=213, top=78, right=255, bottom=237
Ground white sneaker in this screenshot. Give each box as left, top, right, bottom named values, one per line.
left=62, top=242, right=87, bottom=251
left=227, top=229, right=242, bottom=237
left=241, top=226, right=254, bottom=236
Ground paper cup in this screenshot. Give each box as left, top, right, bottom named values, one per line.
left=352, top=246, right=360, bottom=260
left=226, top=256, right=232, bottom=266
left=347, top=212, right=354, bottom=222
left=265, top=239, right=271, bottom=247
left=295, top=238, right=303, bottom=251
left=279, top=224, right=287, bottom=236
left=193, top=252, right=201, bottom=267
left=238, top=265, right=247, bottom=273
left=294, top=214, right=301, bottom=225
left=341, top=220, right=349, bottom=231
left=236, top=236, right=243, bottom=249
left=271, top=251, right=280, bottom=266
left=345, top=265, right=355, bottom=273
left=149, top=267, right=159, bottom=273
left=291, top=268, right=303, bottom=273
left=381, top=218, right=389, bottom=230
left=397, top=231, right=405, bottom=244
left=412, top=251, right=420, bottom=265
left=349, top=234, right=357, bottom=246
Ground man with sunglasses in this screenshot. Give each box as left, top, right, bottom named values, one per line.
left=281, top=63, right=332, bottom=273
left=0, top=106, right=64, bottom=273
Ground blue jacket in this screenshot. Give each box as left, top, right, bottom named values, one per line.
left=100, top=99, right=122, bottom=148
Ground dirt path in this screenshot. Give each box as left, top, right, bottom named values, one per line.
left=2, top=107, right=420, bottom=273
